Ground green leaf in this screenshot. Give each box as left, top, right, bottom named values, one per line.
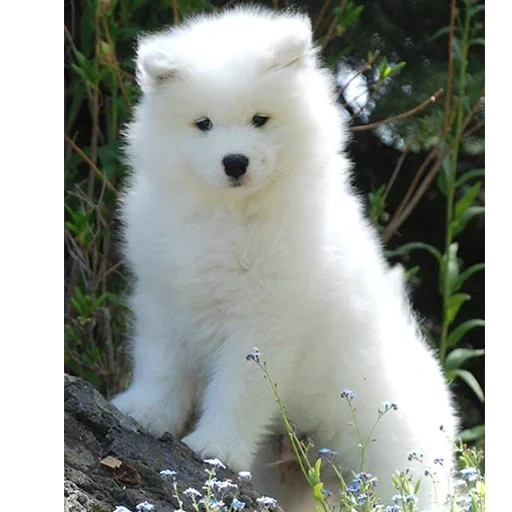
left=429, top=26, right=452, bottom=41
left=440, top=243, right=459, bottom=296
left=470, top=37, right=485, bottom=47
left=452, top=38, right=462, bottom=62
left=455, top=182, right=481, bottom=219
left=313, top=482, right=324, bottom=502
left=385, top=242, right=442, bottom=263
left=437, top=155, right=451, bottom=195
left=451, top=206, right=485, bottom=236
left=382, top=66, right=393, bottom=79
left=446, top=293, right=470, bottom=326
left=70, top=63, right=90, bottom=82
left=452, top=369, right=485, bottom=402
left=446, top=319, right=485, bottom=348
left=444, top=348, right=485, bottom=373
left=454, top=262, right=485, bottom=292
left=455, top=169, right=484, bottom=188
left=392, top=62, right=406, bottom=73
left=458, top=424, right=485, bottom=443
left=404, top=265, right=420, bottom=281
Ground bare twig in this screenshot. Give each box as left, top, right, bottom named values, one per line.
left=339, top=51, right=380, bottom=95
left=65, top=133, right=119, bottom=196
left=313, top=0, right=333, bottom=36
left=461, top=119, right=484, bottom=139
left=382, top=145, right=452, bottom=243
left=171, top=0, right=180, bottom=25
left=383, top=144, right=411, bottom=203
left=350, top=88, right=444, bottom=132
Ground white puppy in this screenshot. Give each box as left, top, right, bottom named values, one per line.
left=112, top=7, right=457, bottom=510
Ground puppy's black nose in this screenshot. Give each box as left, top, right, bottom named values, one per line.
left=223, top=154, right=249, bottom=179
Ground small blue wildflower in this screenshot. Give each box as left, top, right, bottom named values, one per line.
left=318, top=447, right=338, bottom=458
left=353, top=472, right=373, bottom=483
left=322, top=488, right=332, bottom=497
left=238, top=471, right=252, bottom=481
left=183, top=487, right=202, bottom=499
left=404, top=494, right=418, bottom=504
left=204, top=477, right=219, bottom=489
left=391, top=494, right=402, bottom=504
left=212, top=479, right=238, bottom=494
left=346, top=482, right=361, bottom=493
left=407, top=450, right=424, bottom=463
left=231, top=498, right=246, bottom=510
left=256, top=496, right=278, bottom=508
left=460, top=467, right=479, bottom=482
left=204, top=458, right=227, bottom=469
left=378, top=401, right=398, bottom=414
left=198, top=497, right=226, bottom=511
left=159, top=469, right=178, bottom=479
left=455, top=495, right=471, bottom=510
left=340, top=389, right=356, bottom=400
left=384, top=506, right=400, bottom=512
left=136, top=502, right=156, bottom=512
left=356, top=493, right=368, bottom=504
left=453, top=478, right=467, bottom=489
left=246, top=348, right=261, bottom=363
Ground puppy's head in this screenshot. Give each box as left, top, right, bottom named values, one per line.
left=127, top=8, right=342, bottom=198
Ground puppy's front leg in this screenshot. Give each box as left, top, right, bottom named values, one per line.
left=183, top=334, right=289, bottom=472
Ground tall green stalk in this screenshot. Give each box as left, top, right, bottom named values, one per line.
left=439, top=1, right=472, bottom=364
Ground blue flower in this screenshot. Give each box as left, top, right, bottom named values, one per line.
left=246, top=348, right=261, bottom=363
left=346, top=482, right=361, bottom=493
left=353, top=472, right=373, bottom=483
left=340, top=389, right=357, bottom=400
left=204, top=458, right=227, bottom=469
left=237, top=471, right=252, bottom=481
left=378, top=401, right=398, bottom=414
left=318, top=447, right=338, bottom=458
left=404, top=494, right=418, bottom=504
left=231, top=498, right=246, bottom=510
left=384, top=506, right=400, bottom=512
left=198, top=497, right=226, bottom=511
left=136, top=502, right=156, bottom=512
left=159, top=469, right=178, bottom=479
left=322, top=488, right=332, bottom=497
left=407, top=450, right=424, bottom=463
left=183, top=487, right=202, bottom=499
left=460, top=467, right=479, bottom=482
left=256, top=496, right=277, bottom=508
left=356, top=493, right=367, bottom=504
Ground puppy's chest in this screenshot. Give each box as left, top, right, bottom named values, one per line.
left=165, top=218, right=296, bottom=306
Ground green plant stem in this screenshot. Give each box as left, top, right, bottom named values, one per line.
left=258, top=362, right=330, bottom=512
left=439, top=1, right=472, bottom=364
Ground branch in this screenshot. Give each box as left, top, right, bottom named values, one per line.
left=350, top=89, right=444, bottom=132
left=64, top=133, right=119, bottom=197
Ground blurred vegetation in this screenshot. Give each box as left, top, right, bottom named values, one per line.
left=64, top=0, right=484, bottom=449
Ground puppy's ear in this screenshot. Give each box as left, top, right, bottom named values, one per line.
left=136, top=36, right=178, bottom=91
left=267, top=16, right=313, bottom=70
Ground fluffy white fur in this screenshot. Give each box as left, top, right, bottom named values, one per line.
left=112, top=7, right=457, bottom=510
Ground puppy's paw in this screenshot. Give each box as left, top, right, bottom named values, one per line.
left=111, top=387, right=182, bottom=438
left=182, top=429, right=254, bottom=473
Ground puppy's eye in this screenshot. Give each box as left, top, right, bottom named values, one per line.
left=195, top=117, right=213, bottom=132
left=252, top=114, right=269, bottom=128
